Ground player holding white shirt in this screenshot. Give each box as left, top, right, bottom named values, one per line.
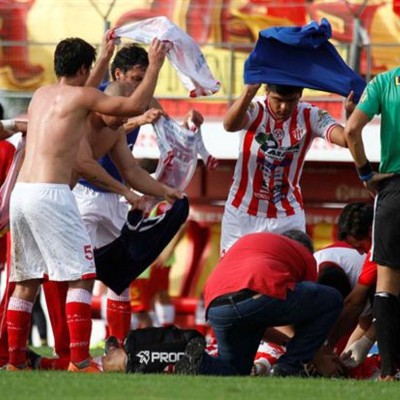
left=221, top=83, right=355, bottom=255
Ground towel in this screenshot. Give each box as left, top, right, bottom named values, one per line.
left=94, top=196, right=189, bottom=294
left=115, top=16, right=220, bottom=98
left=244, top=18, right=366, bottom=102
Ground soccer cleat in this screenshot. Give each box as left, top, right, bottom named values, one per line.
left=3, top=363, right=31, bottom=371
left=175, top=336, right=206, bottom=375
left=104, top=336, right=120, bottom=355
left=67, top=359, right=102, bottom=373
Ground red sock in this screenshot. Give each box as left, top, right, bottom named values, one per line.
left=7, top=297, right=33, bottom=367
left=43, top=281, right=70, bottom=358
left=0, top=282, right=15, bottom=366
left=66, top=288, right=92, bottom=364
left=107, top=290, right=131, bottom=345
left=40, top=356, right=70, bottom=370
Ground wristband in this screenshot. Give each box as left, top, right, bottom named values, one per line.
left=356, top=160, right=373, bottom=182
left=1, top=119, right=16, bottom=133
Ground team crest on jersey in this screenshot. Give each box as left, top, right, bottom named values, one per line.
left=272, top=128, right=284, bottom=140
left=291, top=126, right=303, bottom=141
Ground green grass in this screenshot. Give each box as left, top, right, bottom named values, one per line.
left=1, top=348, right=398, bottom=400
left=1, top=371, right=399, bottom=400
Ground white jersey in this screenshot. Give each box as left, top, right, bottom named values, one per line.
left=314, top=241, right=367, bottom=289
left=227, top=97, right=339, bottom=218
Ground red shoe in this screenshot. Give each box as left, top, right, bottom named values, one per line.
left=67, top=359, right=102, bottom=373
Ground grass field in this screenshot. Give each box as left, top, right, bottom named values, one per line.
left=1, top=347, right=399, bottom=400
left=1, top=369, right=399, bottom=400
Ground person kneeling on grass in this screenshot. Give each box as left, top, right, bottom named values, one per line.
left=175, top=230, right=344, bottom=377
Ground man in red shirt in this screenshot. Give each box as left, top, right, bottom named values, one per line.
left=176, top=230, right=343, bottom=376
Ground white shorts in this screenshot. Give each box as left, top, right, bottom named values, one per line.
left=10, top=183, right=96, bottom=282
left=73, top=184, right=129, bottom=248
left=220, top=202, right=306, bottom=256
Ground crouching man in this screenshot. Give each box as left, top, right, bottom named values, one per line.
left=175, top=230, right=344, bottom=377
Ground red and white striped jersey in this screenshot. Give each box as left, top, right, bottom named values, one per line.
left=227, top=97, right=340, bottom=218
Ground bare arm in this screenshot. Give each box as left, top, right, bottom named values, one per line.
left=73, top=136, right=141, bottom=207
left=320, top=91, right=358, bottom=148
left=327, top=283, right=370, bottom=349
left=223, top=84, right=261, bottom=132
left=123, top=108, right=165, bottom=133
left=344, top=108, right=370, bottom=167
left=328, top=125, right=347, bottom=148
left=86, top=38, right=167, bottom=117
left=108, top=132, right=183, bottom=203
left=344, top=108, right=392, bottom=194
left=85, top=30, right=115, bottom=88
left=0, top=119, right=28, bottom=140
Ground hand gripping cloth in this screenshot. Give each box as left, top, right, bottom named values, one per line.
left=244, top=18, right=366, bottom=102
left=114, top=16, right=220, bottom=97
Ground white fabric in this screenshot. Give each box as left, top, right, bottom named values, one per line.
left=73, top=183, right=129, bottom=248
left=1, top=119, right=16, bottom=133
left=220, top=201, right=306, bottom=255
left=0, top=136, right=26, bottom=234
left=314, top=243, right=371, bottom=316
left=314, top=244, right=367, bottom=289
left=114, top=16, right=220, bottom=97
left=66, top=288, right=92, bottom=305
left=227, top=98, right=339, bottom=218
left=145, top=115, right=216, bottom=211
left=8, top=296, right=33, bottom=313
left=154, top=302, right=175, bottom=325
left=107, top=287, right=130, bottom=302
left=10, top=183, right=95, bottom=282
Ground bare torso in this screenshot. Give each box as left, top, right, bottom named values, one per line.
left=18, top=84, right=91, bottom=184
left=85, top=112, right=122, bottom=160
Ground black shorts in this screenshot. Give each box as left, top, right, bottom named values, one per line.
left=372, top=175, right=400, bottom=268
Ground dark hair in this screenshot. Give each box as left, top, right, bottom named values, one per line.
left=266, top=84, right=303, bottom=96
left=0, top=103, right=3, bottom=119
left=111, top=44, right=149, bottom=80
left=338, top=202, right=373, bottom=241
left=54, top=38, right=96, bottom=78
left=282, top=229, right=314, bottom=254
left=317, top=263, right=352, bottom=299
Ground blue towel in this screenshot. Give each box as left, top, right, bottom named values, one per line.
left=244, top=18, right=366, bottom=102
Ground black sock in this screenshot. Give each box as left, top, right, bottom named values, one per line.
left=373, top=292, right=400, bottom=377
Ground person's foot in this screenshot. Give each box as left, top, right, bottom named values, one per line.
left=3, top=363, right=31, bottom=371
left=67, top=359, right=102, bottom=373
left=175, top=337, right=206, bottom=375
left=104, top=336, right=120, bottom=355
